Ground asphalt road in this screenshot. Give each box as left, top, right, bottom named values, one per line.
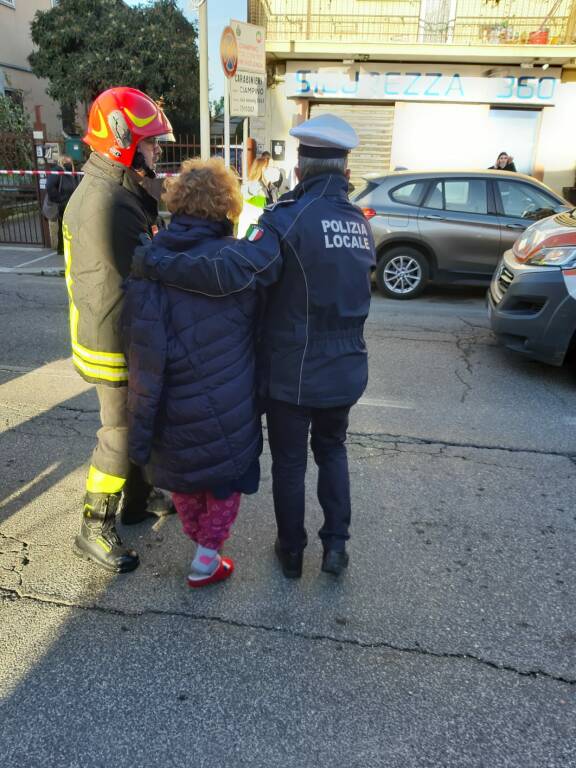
left=0, top=274, right=575, bottom=767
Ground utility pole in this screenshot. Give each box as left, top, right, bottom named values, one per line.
left=224, top=77, right=230, bottom=168
left=198, top=0, right=210, bottom=160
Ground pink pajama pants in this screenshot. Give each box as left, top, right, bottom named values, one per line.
left=171, top=490, right=241, bottom=550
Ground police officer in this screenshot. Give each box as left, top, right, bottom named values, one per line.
left=133, top=113, right=376, bottom=578
left=63, top=87, right=174, bottom=573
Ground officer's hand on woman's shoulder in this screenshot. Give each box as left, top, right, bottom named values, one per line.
left=131, top=236, right=153, bottom=279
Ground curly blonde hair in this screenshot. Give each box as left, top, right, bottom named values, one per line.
left=163, top=158, right=243, bottom=221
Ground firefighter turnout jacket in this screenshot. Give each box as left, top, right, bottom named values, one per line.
left=62, top=152, right=161, bottom=386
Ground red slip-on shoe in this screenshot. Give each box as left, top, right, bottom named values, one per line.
left=187, top=556, right=234, bottom=588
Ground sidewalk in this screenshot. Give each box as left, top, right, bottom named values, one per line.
left=0, top=245, right=64, bottom=276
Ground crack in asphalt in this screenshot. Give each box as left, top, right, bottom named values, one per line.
left=453, top=331, right=477, bottom=404
left=0, top=587, right=574, bottom=687
left=368, top=331, right=496, bottom=349
left=0, top=532, right=30, bottom=588
left=347, top=431, right=576, bottom=463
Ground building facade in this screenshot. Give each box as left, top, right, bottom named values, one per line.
left=248, top=0, right=576, bottom=195
left=0, top=0, right=61, bottom=136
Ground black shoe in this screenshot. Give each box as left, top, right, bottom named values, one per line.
left=120, top=488, right=175, bottom=525
left=274, top=539, right=303, bottom=579
left=73, top=492, right=139, bottom=573
left=321, top=548, right=349, bottom=576
left=120, top=465, right=175, bottom=525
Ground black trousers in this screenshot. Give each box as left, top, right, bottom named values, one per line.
left=266, top=398, right=353, bottom=553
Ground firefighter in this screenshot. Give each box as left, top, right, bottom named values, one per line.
left=63, top=86, right=174, bottom=573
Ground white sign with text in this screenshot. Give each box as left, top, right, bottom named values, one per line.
left=230, top=71, right=266, bottom=117
left=285, top=62, right=560, bottom=106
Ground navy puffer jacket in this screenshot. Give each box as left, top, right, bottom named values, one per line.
left=122, top=216, right=262, bottom=493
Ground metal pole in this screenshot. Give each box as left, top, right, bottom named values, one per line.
left=224, top=77, right=230, bottom=168
left=199, top=0, right=210, bottom=160
left=242, top=118, right=248, bottom=180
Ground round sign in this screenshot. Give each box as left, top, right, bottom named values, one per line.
left=220, top=26, right=238, bottom=79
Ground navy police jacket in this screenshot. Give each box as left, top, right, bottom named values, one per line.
left=133, top=173, right=376, bottom=408
left=123, top=217, right=262, bottom=493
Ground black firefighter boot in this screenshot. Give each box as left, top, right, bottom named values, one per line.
left=73, top=492, right=139, bottom=573
left=120, top=463, right=175, bottom=526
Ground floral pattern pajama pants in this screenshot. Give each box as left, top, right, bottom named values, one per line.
left=171, top=490, right=241, bottom=550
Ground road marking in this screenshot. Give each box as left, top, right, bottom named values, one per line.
left=0, top=245, right=45, bottom=252
left=357, top=397, right=414, bottom=410
left=13, top=252, right=57, bottom=268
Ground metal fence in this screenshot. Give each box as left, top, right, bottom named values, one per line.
left=249, top=0, right=576, bottom=46
left=0, top=133, right=244, bottom=246
left=157, top=138, right=243, bottom=174
left=0, top=134, right=46, bottom=246
left=0, top=175, right=45, bottom=246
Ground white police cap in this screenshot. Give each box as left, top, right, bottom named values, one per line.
left=289, top=113, right=359, bottom=159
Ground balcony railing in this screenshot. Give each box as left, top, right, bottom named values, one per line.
left=248, top=0, right=576, bottom=47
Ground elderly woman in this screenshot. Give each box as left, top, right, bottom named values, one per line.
left=122, top=158, right=262, bottom=587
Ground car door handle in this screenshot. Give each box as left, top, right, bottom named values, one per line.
left=424, top=214, right=446, bottom=220
left=504, top=223, right=525, bottom=229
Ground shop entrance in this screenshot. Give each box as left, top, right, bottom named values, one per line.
left=487, top=108, right=541, bottom=175
left=309, top=102, right=395, bottom=188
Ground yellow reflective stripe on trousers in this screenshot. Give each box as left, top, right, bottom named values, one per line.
left=86, top=465, right=125, bottom=494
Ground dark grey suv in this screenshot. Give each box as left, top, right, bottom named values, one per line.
left=351, top=170, right=569, bottom=299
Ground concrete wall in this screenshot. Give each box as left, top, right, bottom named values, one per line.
left=536, top=82, right=576, bottom=195
left=0, top=1, right=62, bottom=137
left=254, top=78, right=303, bottom=178
left=260, top=68, right=574, bottom=195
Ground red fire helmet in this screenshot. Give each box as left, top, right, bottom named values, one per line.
left=83, top=86, right=174, bottom=166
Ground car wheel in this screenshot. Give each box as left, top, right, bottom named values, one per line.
left=375, top=246, right=430, bottom=300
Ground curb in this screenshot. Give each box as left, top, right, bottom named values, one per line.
left=0, top=267, right=64, bottom=277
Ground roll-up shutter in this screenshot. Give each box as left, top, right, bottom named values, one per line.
left=309, top=102, right=395, bottom=188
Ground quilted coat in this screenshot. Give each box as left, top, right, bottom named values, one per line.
left=122, top=216, right=262, bottom=494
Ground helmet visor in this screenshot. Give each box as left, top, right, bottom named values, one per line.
left=155, top=131, right=175, bottom=143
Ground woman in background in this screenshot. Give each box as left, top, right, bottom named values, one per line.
left=237, top=156, right=271, bottom=237
left=45, top=155, right=79, bottom=254
left=489, top=152, right=516, bottom=172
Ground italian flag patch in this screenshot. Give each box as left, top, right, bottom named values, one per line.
left=246, top=224, right=264, bottom=242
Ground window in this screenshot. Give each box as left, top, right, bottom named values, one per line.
left=351, top=181, right=378, bottom=204
left=424, top=179, right=488, bottom=215
left=0, top=0, right=16, bottom=8
left=426, top=182, right=444, bottom=210
left=497, top=180, right=564, bottom=221
left=5, top=89, right=23, bottom=108
left=389, top=181, right=427, bottom=207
